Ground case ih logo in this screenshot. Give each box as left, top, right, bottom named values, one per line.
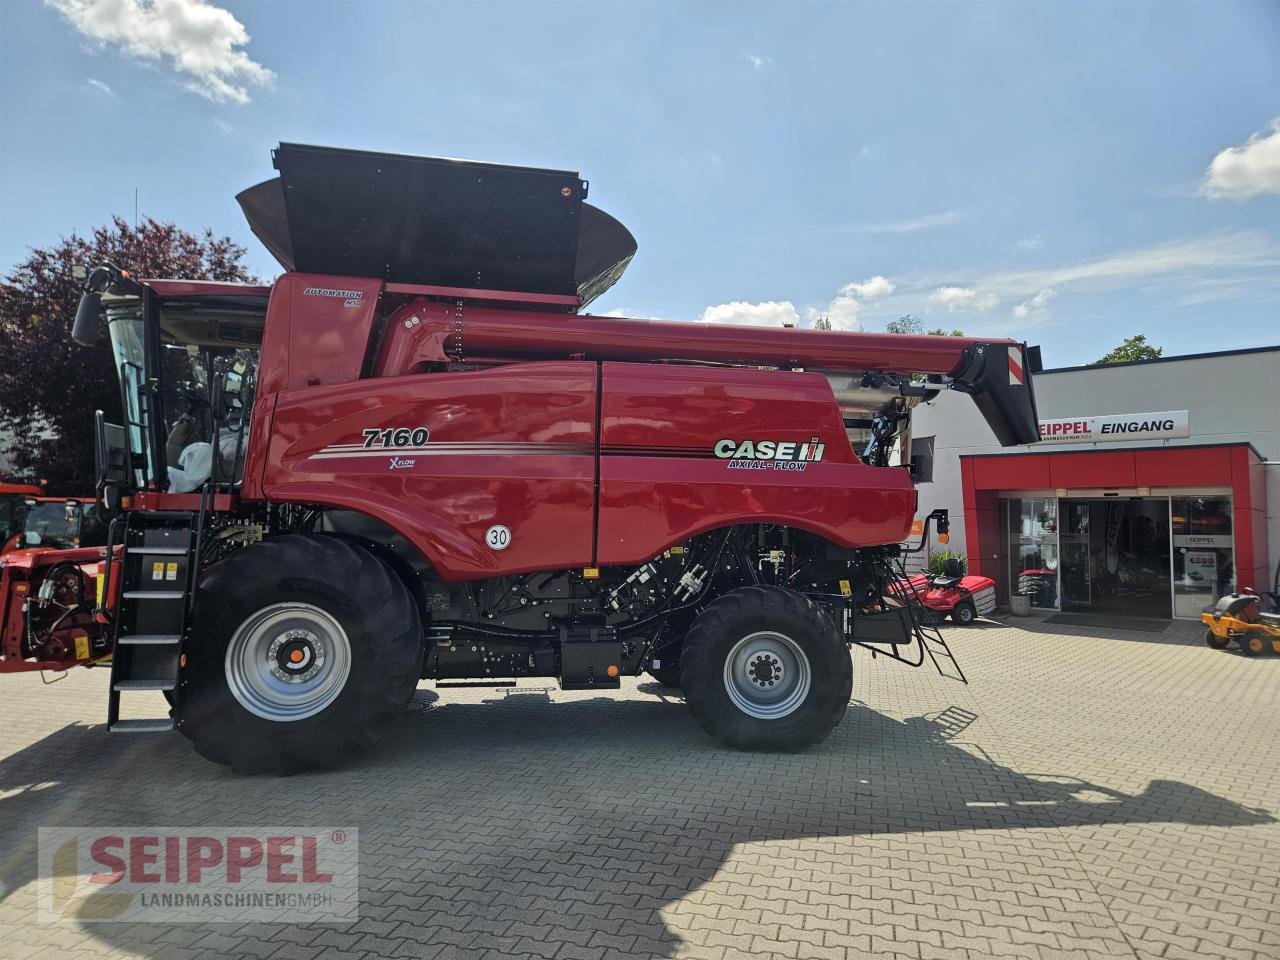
left=38, top=826, right=358, bottom=923
left=715, top=437, right=825, bottom=472
left=302, top=287, right=364, bottom=308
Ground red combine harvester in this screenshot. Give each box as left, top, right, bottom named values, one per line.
left=0, top=145, right=1041, bottom=773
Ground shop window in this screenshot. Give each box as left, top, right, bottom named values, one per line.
left=1171, top=496, right=1234, bottom=617
left=1004, top=497, right=1058, bottom=608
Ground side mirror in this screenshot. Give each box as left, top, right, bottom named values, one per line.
left=72, top=290, right=102, bottom=345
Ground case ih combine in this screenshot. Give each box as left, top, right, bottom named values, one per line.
left=0, top=145, right=1041, bottom=773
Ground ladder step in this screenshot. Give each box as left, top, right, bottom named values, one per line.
left=129, top=546, right=188, bottom=555
left=123, top=590, right=185, bottom=600
left=117, top=634, right=182, bottom=645
left=113, top=679, right=176, bottom=691
left=110, top=718, right=175, bottom=733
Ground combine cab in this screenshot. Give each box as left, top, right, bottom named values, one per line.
left=2, top=144, right=1042, bottom=772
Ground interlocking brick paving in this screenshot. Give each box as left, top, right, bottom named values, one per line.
left=1, top=612, right=1276, bottom=959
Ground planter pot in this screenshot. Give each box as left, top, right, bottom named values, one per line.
left=1009, top=594, right=1032, bottom=617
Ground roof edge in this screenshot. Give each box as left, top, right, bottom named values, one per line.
left=1042, top=344, right=1280, bottom=375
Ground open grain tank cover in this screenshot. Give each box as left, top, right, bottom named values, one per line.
left=236, top=142, right=636, bottom=309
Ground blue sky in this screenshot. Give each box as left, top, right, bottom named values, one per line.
left=1, top=0, right=1277, bottom=367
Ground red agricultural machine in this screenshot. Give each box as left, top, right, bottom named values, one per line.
left=889, top=559, right=998, bottom=626
left=0, top=145, right=1041, bottom=772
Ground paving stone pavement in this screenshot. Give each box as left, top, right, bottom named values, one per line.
left=0, top=612, right=1276, bottom=960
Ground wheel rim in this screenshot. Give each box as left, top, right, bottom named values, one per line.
left=224, top=602, right=352, bottom=722
left=722, top=630, right=812, bottom=720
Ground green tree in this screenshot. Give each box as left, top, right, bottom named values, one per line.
left=886, top=314, right=922, bottom=335
left=887, top=315, right=964, bottom=337
left=812, top=315, right=833, bottom=330
left=1093, top=334, right=1162, bottom=365
left=0, top=217, right=257, bottom=492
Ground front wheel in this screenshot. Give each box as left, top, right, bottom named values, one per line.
left=680, top=586, right=851, bottom=751
left=1204, top=628, right=1231, bottom=650
left=177, top=535, right=424, bottom=774
left=952, top=603, right=977, bottom=626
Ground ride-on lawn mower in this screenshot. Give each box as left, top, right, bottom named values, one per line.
left=1202, top=561, right=1280, bottom=656
left=890, top=557, right=997, bottom=625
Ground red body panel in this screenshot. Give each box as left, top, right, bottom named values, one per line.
left=596, top=363, right=911, bottom=564
left=256, top=356, right=918, bottom=579
left=261, top=362, right=599, bottom=580
left=257, top=274, right=385, bottom=395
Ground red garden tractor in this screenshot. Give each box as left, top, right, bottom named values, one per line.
left=890, top=558, right=998, bottom=626
left=0, top=144, right=1041, bottom=772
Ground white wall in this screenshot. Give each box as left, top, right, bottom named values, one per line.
left=910, top=348, right=1280, bottom=582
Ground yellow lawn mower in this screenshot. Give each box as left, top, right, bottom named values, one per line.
left=1201, top=561, right=1280, bottom=657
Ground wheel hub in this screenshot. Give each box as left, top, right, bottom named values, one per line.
left=225, top=603, right=352, bottom=722
left=747, top=652, right=784, bottom=687
left=723, top=631, right=812, bottom=720
left=268, top=630, right=325, bottom=683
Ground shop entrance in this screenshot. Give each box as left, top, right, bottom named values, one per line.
left=1058, top=498, right=1171, bottom=619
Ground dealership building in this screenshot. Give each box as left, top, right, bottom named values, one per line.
left=910, top=345, right=1279, bottom=620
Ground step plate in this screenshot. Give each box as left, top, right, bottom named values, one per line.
left=109, top=718, right=175, bottom=733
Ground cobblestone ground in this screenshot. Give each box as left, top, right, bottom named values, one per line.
left=0, top=612, right=1277, bottom=960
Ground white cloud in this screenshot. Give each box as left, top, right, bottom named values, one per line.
left=598, top=307, right=671, bottom=321
left=700, top=300, right=799, bottom=327
left=1014, top=234, right=1044, bottom=251
left=84, top=77, right=115, bottom=96
left=804, top=296, right=862, bottom=331
left=843, top=211, right=963, bottom=235
left=46, top=0, right=274, bottom=104
left=743, top=51, right=773, bottom=70
left=989, top=231, right=1278, bottom=294
left=1012, top=288, right=1056, bottom=321
left=929, top=286, right=998, bottom=312
left=839, top=275, right=895, bottom=299
left=1202, top=119, right=1280, bottom=200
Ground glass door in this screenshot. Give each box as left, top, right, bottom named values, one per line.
left=1005, top=497, right=1059, bottom=608
left=1060, top=500, right=1092, bottom=610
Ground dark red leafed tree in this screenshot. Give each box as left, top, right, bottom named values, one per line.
left=0, top=217, right=257, bottom=493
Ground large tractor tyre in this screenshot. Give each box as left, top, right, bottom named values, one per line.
left=1204, top=629, right=1231, bottom=650
left=176, top=535, right=424, bottom=774
left=680, top=586, right=852, bottom=751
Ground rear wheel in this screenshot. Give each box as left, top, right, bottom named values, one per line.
left=1204, top=628, right=1231, bottom=650
left=177, top=535, right=423, bottom=774
left=952, top=603, right=977, bottom=626
left=1238, top=632, right=1265, bottom=657
left=681, top=586, right=851, bottom=751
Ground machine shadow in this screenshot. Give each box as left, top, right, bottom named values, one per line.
left=1, top=689, right=1272, bottom=959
